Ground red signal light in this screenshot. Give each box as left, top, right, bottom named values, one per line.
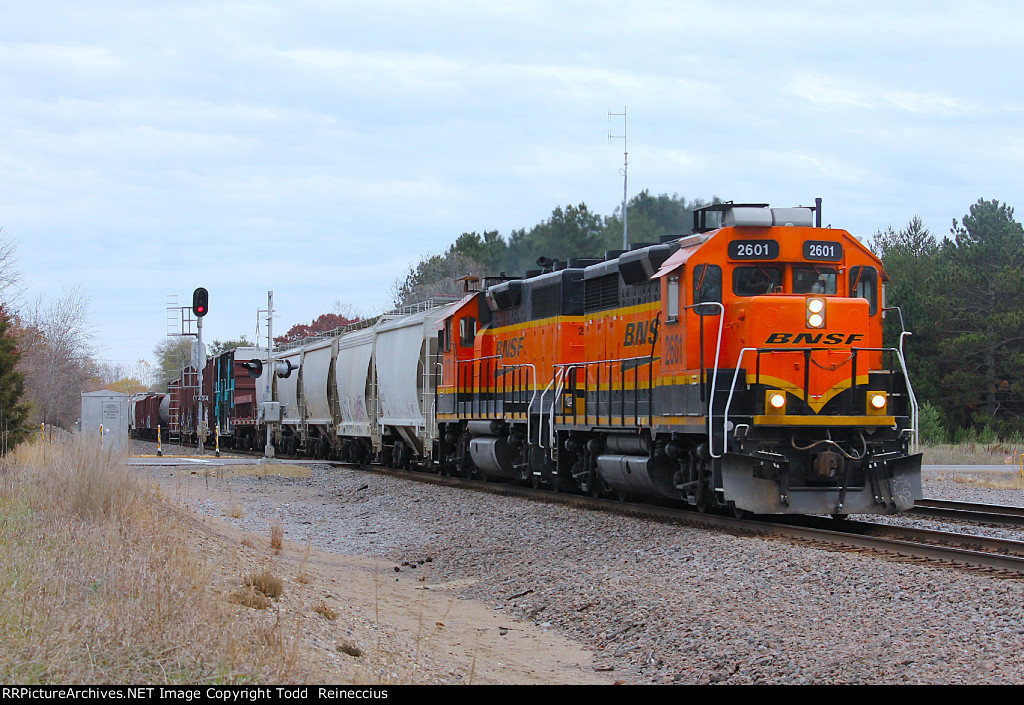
left=192, top=287, right=209, bottom=318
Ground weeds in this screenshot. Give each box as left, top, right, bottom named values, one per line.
left=270, top=522, right=284, bottom=552
left=0, top=436, right=305, bottom=684
left=244, top=569, right=284, bottom=599
left=314, top=600, right=338, bottom=621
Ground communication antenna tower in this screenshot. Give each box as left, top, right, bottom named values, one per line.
left=608, top=107, right=628, bottom=249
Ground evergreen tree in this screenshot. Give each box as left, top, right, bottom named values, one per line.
left=935, top=199, right=1024, bottom=433
left=599, top=190, right=710, bottom=246
left=873, top=216, right=944, bottom=412
left=505, top=202, right=608, bottom=273
left=0, top=306, right=30, bottom=449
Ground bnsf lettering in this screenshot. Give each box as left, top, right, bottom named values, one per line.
left=623, top=318, right=660, bottom=347
left=497, top=335, right=526, bottom=359
left=765, top=332, right=864, bottom=345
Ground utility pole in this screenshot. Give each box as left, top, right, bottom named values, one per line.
left=608, top=107, right=628, bottom=249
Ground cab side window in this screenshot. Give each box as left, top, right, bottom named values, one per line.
left=849, top=266, right=878, bottom=315
left=692, top=264, right=722, bottom=316
left=459, top=317, right=477, bottom=347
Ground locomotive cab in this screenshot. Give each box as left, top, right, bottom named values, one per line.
left=655, top=202, right=921, bottom=515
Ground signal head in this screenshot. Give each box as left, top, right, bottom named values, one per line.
left=192, top=287, right=209, bottom=318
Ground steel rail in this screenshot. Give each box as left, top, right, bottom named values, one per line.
left=911, top=498, right=1024, bottom=527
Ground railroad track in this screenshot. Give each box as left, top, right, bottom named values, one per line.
left=911, top=498, right=1024, bottom=527
left=366, top=466, right=1024, bottom=579
left=129, top=441, right=1024, bottom=578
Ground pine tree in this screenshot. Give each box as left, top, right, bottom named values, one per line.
left=0, top=306, right=30, bottom=450
left=935, top=199, right=1024, bottom=433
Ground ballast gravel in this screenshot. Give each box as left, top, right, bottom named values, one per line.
left=178, top=459, right=1024, bottom=685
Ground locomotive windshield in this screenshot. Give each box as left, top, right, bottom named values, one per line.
left=793, top=267, right=837, bottom=295
left=733, top=266, right=782, bottom=295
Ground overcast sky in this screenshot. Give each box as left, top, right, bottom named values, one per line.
left=3, top=0, right=1022, bottom=369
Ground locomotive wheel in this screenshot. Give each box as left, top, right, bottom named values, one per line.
left=530, top=472, right=542, bottom=490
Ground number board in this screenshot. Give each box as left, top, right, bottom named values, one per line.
left=803, top=241, right=843, bottom=261
left=728, top=240, right=779, bottom=260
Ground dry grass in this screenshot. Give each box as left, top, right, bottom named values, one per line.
left=922, top=442, right=1024, bottom=467
left=244, top=569, right=284, bottom=599
left=270, top=522, right=284, bottom=552
left=0, top=435, right=308, bottom=684
left=950, top=472, right=1024, bottom=490
left=314, top=600, right=338, bottom=621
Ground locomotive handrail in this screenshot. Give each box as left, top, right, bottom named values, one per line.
left=682, top=301, right=725, bottom=458
left=550, top=354, right=656, bottom=429
left=537, top=376, right=557, bottom=449
left=884, top=305, right=920, bottom=452
left=548, top=367, right=567, bottom=453
left=454, top=355, right=537, bottom=441
left=721, top=345, right=920, bottom=458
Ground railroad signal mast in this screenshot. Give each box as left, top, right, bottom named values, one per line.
left=192, top=287, right=209, bottom=456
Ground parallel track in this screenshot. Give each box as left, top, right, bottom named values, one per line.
left=911, top=498, right=1024, bottom=527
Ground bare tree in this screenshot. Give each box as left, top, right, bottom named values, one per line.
left=391, top=252, right=487, bottom=308
left=18, top=284, right=96, bottom=429
left=0, top=229, right=25, bottom=306
left=94, top=358, right=158, bottom=394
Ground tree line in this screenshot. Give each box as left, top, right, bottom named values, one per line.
left=0, top=236, right=136, bottom=446
left=392, top=191, right=712, bottom=305
left=874, top=198, right=1024, bottom=442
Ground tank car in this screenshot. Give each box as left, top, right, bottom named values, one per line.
left=435, top=200, right=922, bottom=516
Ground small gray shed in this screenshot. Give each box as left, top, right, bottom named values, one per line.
left=81, top=391, right=130, bottom=450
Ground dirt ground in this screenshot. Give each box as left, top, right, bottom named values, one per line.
left=142, top=458, right=616, bottom=685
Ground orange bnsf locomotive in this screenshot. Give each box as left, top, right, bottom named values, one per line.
left=435, top=201, right=922, bottom=516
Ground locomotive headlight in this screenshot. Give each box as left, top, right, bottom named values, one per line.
left=806, top=298, right=826, bottom=329
left=766, top=391, right=787, bottom=414
left=867, top=392, right=888, bottom=415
